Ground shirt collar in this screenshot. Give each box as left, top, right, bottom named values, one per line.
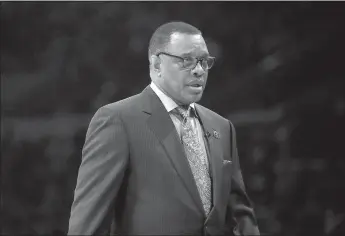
left=150, top=81, right=197, bottom=115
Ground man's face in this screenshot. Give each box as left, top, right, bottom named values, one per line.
left=157, top=33, right=210, bottom=105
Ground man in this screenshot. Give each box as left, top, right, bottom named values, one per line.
left=68, top=21, right=260, bottom=235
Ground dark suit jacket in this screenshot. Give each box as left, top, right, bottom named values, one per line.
left=68, top=85, right=260, bottom=235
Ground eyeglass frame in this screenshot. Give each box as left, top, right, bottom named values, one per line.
left=156, top=52, right=215, bottom=70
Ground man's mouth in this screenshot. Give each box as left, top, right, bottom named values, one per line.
left=187, top=81, right=204, bottom=87
left=186, top=83, right=204, bottom=93
left=189, top=84, right=202, bottom=87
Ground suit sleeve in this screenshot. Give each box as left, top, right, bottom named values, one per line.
left=68, top=106, right=129, bottom=235
left=227, top=121, right=260, bottom=235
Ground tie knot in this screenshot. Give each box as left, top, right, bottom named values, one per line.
left=173, top=106, right=191, bottom=121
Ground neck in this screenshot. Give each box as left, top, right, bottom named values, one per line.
left=152, top=80, right=191, bottom=107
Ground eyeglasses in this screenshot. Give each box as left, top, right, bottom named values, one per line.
left=156, top=52, right=215, bottom=70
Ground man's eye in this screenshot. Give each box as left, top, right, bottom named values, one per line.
left=184, top=57, right=194, bottom=63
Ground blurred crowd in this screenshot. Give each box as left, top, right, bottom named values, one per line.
left=1, top=2, right=345, bottom=235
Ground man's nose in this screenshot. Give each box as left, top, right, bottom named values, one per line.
left=191, top=62, right=205, bottom=77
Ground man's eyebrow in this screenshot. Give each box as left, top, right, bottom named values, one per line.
left=179, top=52, right=192, bottom=57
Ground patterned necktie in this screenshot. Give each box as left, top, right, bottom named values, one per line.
left=173, top=106, right=212, bottom=215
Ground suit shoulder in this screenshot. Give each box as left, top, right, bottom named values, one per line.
left=89, top=93, right=142, bottom=120
left=101, top=93, right=142, bottom=112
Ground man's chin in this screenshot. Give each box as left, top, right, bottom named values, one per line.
left=175, top=93, right=203, bottom=105
left=185, top=95, right=202, bottom=105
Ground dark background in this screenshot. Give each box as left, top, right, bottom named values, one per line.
left=1, top=2, right=345, bottom=235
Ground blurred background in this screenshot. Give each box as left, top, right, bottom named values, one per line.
left=1, top=2, right=345, bottom=235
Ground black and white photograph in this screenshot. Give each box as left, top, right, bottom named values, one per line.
left=1, top=2, right=345, bottom=236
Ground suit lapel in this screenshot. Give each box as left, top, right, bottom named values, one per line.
left=194, top=104, right=223, bottom=212
left=141, top=86, right=204, bottom=214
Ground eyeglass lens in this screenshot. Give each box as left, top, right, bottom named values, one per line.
left=184, top=58, right=214, bottom=70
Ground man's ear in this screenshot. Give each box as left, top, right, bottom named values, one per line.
left=151, top=55, right=161, bottom=71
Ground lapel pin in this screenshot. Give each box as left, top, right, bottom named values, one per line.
left=213, top=130, right=220, bottom=139
left=205, top=131, right=211, bottom=139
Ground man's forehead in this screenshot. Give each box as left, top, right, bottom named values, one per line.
left=168, top=32, right=208, bottom=55
left=170, top=32, right=204, bottom=43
